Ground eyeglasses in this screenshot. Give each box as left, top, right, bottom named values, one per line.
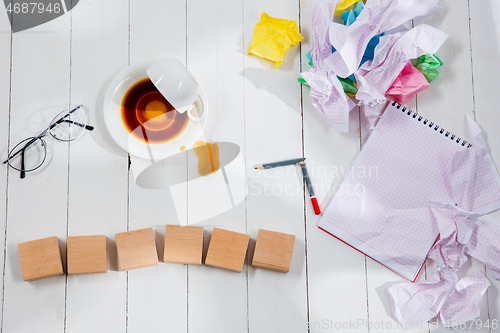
left=3, top=105, right=94, bottom=179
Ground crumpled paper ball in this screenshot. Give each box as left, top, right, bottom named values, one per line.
left=385, top=61, right=430, bottom=104
left=413, top=53, right=443, bottom=82
left=248, top=12, right=303, bottom=69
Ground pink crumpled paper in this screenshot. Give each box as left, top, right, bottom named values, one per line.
left=385, top=61, right=429, bottom=105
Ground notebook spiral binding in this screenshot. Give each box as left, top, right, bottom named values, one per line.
left=391, top=101, right=472, bottom=148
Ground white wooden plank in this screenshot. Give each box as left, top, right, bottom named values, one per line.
left=414, top=0, right=474, bottom=140
left=127, top=1, right=188, bottom=332
left=416, top=1, right=488, bottom=332
left=185, top=0, right=248, bottom=331
left=300, top=0, right=369, bottom=331
left=243, top=1, right=308, bottom=332
left=469, top=1, right=500, bottom=332
left=0, top=8, right=12, bottom=328
left=2, top=14, right=71, bottom=333
left=64, top=0, right=129, bottom=332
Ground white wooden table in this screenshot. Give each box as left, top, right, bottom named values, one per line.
left=0, top=0, right=499, bottom=332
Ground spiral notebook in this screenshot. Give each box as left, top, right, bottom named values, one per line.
left=318, top=101, right=500, bottom=281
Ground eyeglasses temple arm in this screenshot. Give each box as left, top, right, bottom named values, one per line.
left=49, top=105, right=83, bottom=130
left=20, top=148, right=26, bottom=179
left=2, top=137, right=40, bottom=164
left=62, top=119, right=94, bottom=131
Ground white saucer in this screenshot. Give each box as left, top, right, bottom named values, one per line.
left=103, top=60, right=208, bottom=160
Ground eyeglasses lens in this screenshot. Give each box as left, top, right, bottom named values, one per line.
left=7, top=137, right=47, bottom=172
left=49, top=106, right=87, bottom=142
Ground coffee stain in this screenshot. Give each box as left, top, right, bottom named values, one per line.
left=193, top=140, right=220, bottom=177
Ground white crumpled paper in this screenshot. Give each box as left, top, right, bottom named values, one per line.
left=303, top=0, right=355, bottom=132
left=327, top=0, right=442, bottom=77
left=388, top=203, right=495, bottom=325
left=301, top=68, right=356, bottom=131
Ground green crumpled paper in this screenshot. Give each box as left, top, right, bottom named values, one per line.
left=413, top=53, right=443, bottom=83
left=298, top=75, right=358, bottom=96
left=338, top=77, right=358, bottom=96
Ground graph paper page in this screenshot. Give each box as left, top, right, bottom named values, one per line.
left=318, top=102, right=500, bottom=281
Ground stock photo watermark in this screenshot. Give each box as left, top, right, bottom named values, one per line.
left=308, top=319, right=423, bottom=330
left=306, top=318, right=499, bottom=330
left=3, top=0, right=79, bottom=33
left=249, top=161, right=379, bottom=197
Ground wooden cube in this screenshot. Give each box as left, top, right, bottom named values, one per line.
left=115, top=228, right=158, bottom=270
left=251, top=229, right=295, bottom=273
left=205, top=228, right=250, bottom=272
left=164, top=225, right=203, bottom=265
left=18, top=236, right=64, bottom=281
left=67, top=235, right=107, bottom=275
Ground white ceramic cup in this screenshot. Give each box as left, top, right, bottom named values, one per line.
left=147, top=59, right=200, bottom=118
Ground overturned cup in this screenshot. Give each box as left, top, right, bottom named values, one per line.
left=147, top=59, right=200, bottom=118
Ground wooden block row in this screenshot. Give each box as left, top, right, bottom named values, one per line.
left=17, top=227, right=295, bottom=281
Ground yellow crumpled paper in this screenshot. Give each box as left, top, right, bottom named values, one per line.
left=248, top=12, right=303, bottom=69
left=335, top=0, right=364, bottom=17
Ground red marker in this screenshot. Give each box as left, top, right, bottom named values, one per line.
left=299, top=161, right=321, bottom=215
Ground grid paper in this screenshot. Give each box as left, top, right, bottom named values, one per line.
left=318, top=102, right=500, bottom=280
left=466, top=215, right=500, bottom=279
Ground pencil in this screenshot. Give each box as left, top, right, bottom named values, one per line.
left=254, top=158, right=305, bottom=169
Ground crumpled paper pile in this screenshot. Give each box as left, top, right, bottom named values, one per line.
left=300, top=0, right=446, bottom=131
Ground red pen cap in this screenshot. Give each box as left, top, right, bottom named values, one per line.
left=311, top=197, right=321, bottom=215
